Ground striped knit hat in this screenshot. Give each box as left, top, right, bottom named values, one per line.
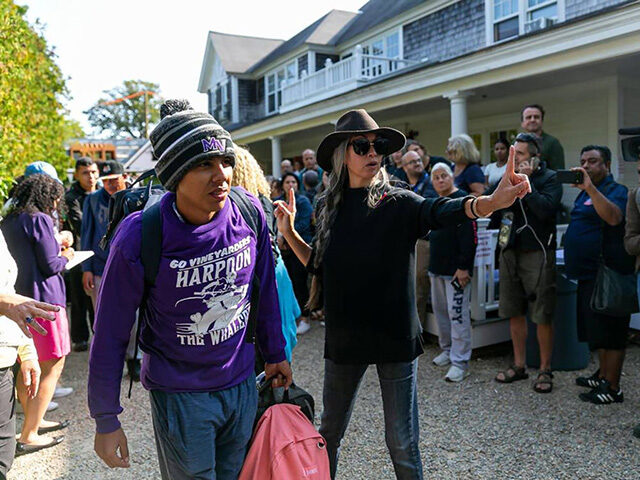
left=150, top=99, right=235, bottom=191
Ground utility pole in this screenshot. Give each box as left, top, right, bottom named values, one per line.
left=100, top=90, right=156, bottom=138
left=144, top=91, right=149, bottom=138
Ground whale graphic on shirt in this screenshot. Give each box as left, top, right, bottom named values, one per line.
left=174, top=272, right=248, bottom=337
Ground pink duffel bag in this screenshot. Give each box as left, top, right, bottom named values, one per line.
left=239, top=403, right=330, bottom=480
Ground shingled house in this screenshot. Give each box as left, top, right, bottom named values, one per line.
left=199, top=0, right=640, bottom=185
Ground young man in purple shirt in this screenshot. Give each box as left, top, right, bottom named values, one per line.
left=88, top=100, right=292, bottom=479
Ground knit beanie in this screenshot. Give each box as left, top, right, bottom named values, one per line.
left=150, top=99, right=235, bottom=191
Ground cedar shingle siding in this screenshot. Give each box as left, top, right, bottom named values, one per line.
left=403, top=0, right=485, bottom=64
left=315, top=53, right=340, bottom=71
left=565, top=0, right=628, bottom=19
left=238, top=78, right=265, bottom=125
left=298, top=54, right=308, bottom=76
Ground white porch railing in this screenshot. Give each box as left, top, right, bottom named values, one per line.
left=470, top=219, right=569, bottom=321
left=280, top=45, right=418, bottom=113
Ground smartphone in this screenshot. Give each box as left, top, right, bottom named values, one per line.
left=450, top=278, right=463, bottom=291
left=556, top=169, right=584, bottom=184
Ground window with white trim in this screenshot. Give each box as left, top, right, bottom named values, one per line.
left=488, top=0, right=563, bottom=43
left=348, top=27, right=402, bottom=78
left=265, top=59, right=298, bottom=114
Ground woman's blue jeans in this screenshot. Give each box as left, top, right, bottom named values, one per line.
left=319, top=358, right=423, bottom=480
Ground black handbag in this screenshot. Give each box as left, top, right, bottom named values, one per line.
left=590, top=210, right=638, bottom=316
left=590, top=259, right=638, bottom=316
left=255, top=374, right=315, bottom=428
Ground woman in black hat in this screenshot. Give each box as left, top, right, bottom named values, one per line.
left=275, top=109, right=529, bottom=479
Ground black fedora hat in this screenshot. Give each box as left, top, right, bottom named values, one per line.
left=316, top=109, right=406, bottom=172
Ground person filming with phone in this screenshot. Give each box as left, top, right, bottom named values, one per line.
left=564, top=145, right=634, bottom=405
left=490, top=133, right=562, bottom=394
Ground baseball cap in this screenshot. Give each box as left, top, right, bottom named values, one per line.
left=98, top=160, right=125, bottom=180
left=24, top=161, right=62, bottom=183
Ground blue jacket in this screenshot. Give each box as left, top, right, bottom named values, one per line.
left=81, top=188, right=111, bottom=275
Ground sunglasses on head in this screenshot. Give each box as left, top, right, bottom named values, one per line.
left=349, top=137, right=390, bottom=156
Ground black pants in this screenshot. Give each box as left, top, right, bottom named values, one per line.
left=282, top=250, right=309, bottom=316
left=67, top=266, right=94, bottom=343
left=0, top=368, right=15, bottom=479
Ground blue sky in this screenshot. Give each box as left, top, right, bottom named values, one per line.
left=21, top=0, right=366, bottom=135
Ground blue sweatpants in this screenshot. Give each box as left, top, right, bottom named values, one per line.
left=149, top=375, right=257, bottom=480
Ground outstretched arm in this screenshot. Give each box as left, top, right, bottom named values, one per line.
left=274, top=189, right=313, bottom=266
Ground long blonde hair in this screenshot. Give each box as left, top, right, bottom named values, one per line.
left=231, top=145, right=271, bottom=197
left=308, top=139, right=390, bottom=309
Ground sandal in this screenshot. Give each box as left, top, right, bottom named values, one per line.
left=495, top=365, right=529, bottom=383
left=533, top=370, right=553, bottom=394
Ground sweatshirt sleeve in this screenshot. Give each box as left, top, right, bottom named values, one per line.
left=455, top=219, right=478, bottom=272
left=17, top=338, right=38, bottom=363
left=410, top=191, right=471, bottom=239
left=31, top=214, right=68, bottom=277
left=87, top=215, right=144, bottom=434
left=81, top=198, right=94, bottom=273
left=250, top=198, right=286, bottom=365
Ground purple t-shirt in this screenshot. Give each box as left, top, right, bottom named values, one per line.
left=0, top=212, right=67, bottom=305
left=88, top=191, right=286, bottom=434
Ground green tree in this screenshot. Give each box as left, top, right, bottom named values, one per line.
left=84, top=80, right=162, bottom=139
left=0, top=2, right=73, bottom=199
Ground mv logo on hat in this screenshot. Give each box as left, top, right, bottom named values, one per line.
left=202, top=137, right=225, bottom=153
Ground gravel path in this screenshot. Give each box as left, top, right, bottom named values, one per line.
left=10, top=324, right=640, bottom=479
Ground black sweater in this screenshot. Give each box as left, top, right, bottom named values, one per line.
left=313, top=186, right=470, bottom=364
left=428, top=190, right=477, bottom=276
left=487, top=164, right=561, bottom=251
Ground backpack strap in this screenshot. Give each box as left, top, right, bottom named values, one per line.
left=141, top=202, right=163, bottom=288
left=228, top=187, right=263, bottom=345
left=127, top=201, right=163, bottom=398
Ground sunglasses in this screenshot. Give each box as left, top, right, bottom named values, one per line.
left=349, top=137, right=390, bottom=156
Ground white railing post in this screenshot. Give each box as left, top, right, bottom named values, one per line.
left=325, top=58, right=332, bottom=90
left=301, top=70, right=307, bottom=101
left=354, top=44, right=364, bottom=80
left=471, top=218, right=492, bottom=321
left=281, top=79, right=288, bottom=105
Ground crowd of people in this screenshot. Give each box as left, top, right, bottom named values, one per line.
left=0, top=99, right=638, bottom=480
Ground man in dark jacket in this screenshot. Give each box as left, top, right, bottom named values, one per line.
left=64, top=157, right=98, bottom=351
left=492, top=133, right=562, bottom=393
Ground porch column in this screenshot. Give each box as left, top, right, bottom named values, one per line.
left=443, top=90, right=474, bottom=136
left=270, top=135, right=282, bottom=178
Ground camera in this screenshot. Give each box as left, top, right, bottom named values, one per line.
left=619, top=127, right=640, bottom=162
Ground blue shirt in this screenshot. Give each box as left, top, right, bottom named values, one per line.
left=81, top=188, right=111, bottom=275
left=564, top=175, right=632, bottom=279
left=454, top=164, right=484, bottom=193
left=411, top=171, right=437, bottom=198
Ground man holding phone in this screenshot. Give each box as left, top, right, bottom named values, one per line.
left=564, top=145, right=633, bottom=405
left=491, top=133, right=562, bottom=393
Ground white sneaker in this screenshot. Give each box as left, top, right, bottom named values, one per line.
left=53, top=386, right=73, bottom=399
left=296, top=320, right=311, bottom=335
left=445, top=366, right=470, bottom=382
left=16, top=401, right=58, bottom=414
left=432, top=351, right=451, bottom=367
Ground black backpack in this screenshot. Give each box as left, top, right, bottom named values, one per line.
left=255, top=373, right=315, bottom=428
left=99, top=169, right=265, bottom=397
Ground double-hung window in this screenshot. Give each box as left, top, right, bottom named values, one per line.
left=265, top=60, right=298, bottom=114
left=488, top=0, right=563, bottom=43
left=358, top=28, right=402, bottom=78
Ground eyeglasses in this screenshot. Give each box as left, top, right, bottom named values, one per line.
left=405, top=159, right=422, bottom=166
left=349, top=137, right=390, bottom=156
